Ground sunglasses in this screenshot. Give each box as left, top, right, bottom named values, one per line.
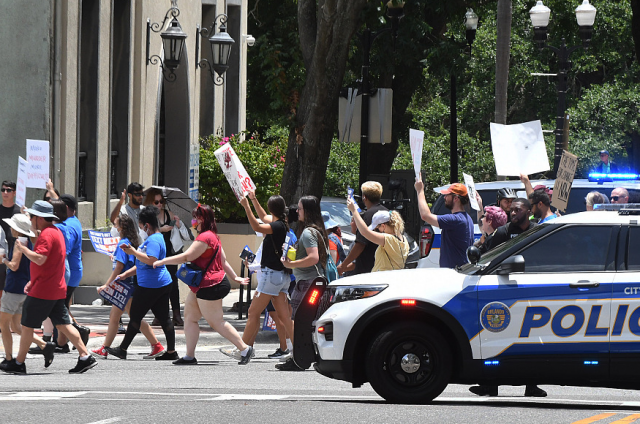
left=1, top=188, right=14, bottom=193
left=153, top=200, right=164, bottom=205
left=132, top=192, right=144, bottom=197
left=611, top=196, right=625, bottom=201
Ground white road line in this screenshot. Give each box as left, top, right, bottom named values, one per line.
left=85, top=418, right=123, bottom=424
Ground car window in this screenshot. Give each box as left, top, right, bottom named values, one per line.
left=628, top=227, right=640, bottom=271
left=320, top=202, right=352, bottom=227
left=478, top=225, right=547, bottom=265
left=517, top=225, right=613, bottom=273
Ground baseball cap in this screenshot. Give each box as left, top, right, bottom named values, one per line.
left=60, top=194, right=78, bottom=211
left=369, top=210, right=391, bottom=231
left=441, top=183, right=468, bottom=197
left=532, top=184, right=553, bottom=197
left=599, top=150, right=609, bottom=156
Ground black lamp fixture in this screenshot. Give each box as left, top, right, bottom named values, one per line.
left=196, top=14, right=236, bottom=86
left=146, top=0, right=188, bottom=82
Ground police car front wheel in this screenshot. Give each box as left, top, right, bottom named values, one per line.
left=365, top=323, right=452, bottom=404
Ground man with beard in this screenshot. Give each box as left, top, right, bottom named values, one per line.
left=483, top=198, right=537, bottom=251
left=110, top=182, right=146, bottom=241
left=529, top=190, right=556, bottom=224
left=415, top=175, right=474, bottom=269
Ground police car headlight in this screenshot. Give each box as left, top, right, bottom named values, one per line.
left=330, top=285, right=388, bottom=304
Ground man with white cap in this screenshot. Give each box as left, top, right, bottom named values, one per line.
left=414, top=174, right=474, bottom=269
left=1, top=201, right=97, bottom=374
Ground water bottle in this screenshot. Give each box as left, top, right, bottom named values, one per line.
left=92, top=298, right=103, bottom=306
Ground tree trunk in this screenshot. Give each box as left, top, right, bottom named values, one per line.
left=280, top=0, right=367, bottom=203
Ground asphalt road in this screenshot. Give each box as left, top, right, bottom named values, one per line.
left=1, top=304, right=640, bottom=423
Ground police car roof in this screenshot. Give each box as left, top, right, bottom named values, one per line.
left=543, top=210, right=640, bottom=225
left=434, top=178, right=640, bottom=193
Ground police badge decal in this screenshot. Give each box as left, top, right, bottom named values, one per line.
left=480, top=302, right=511, bottom=333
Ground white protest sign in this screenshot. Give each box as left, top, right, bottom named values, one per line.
left=490, top=121, right=550, bottom=176
left=409, top=129, right=424, bottom=179
left=214, top=143, right=256, bottom=202
left=16, top=157, right=28, bottom=207
left=26, top=139, right=50, bottom=189
left=463, top=173, right=480, bottom=211
left=551, top=150, right=578, bottom=213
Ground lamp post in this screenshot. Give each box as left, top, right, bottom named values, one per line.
left=450, top=9, right=478, bottom=184
left=196, top=14, right=236, bottom=85
left=529, top=0, right=597, bottom=176
left=357, top=1, right=405, bottom=191
left=146, top=1, right=188, bottom=82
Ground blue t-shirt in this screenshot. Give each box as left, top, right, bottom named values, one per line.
left=113, top=238, right=136, bottom=283
left=287, top=230, right=297, bottom=282
left=437, top=211, right=474, bottom=269
left=5, top=241, right=31, bottom=294
left=136, top=233, right=171, bottom=288
left=61, top=216, right=83, bottom=287
left=539, top=214, right=557, bottom=224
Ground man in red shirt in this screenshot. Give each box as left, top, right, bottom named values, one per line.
left=1, top=201, right=97, bottom=374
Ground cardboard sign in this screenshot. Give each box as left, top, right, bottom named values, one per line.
left=551, top=150, right=578, bottom=213
left=214, top=143, right=256, bottom=202
left=88, top=230, right=120, bottom=257
left=490, top=121, right=550, bottom=176
left=26, top=139, right=50, bottom=189
left=409, top=129, right=424, bottom=179
left=463, top=173, right=480, bottom=211
left=16, top=157, right=28, bottom=207
left=99, top=279, right=134, bottom=311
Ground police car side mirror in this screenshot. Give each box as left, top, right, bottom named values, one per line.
left=467, top=246, right=481, bottom=264
left=496, top=255, right=525, bottom=275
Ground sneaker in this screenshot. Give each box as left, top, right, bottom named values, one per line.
left=74, top=324, right=91, bottom=347
left=155, top=351, right=179, bottom=361
left=117, top=325, right=126, bottom=334
left=43, top=342, right=56, bottom=368
left=469, top=385, right=498, bottom=397
left=104, top=346, right=127, bottom=360
left=28, top=346, right=44, bottom=355
left=524, top=385, right=547, bottom=397
left=238, top=346, right=254, bottom=365
left=275, top=357, right=304, bottom=371
left=0, top=358, right=11, bottom=370
left=268, top=348, right=290, bottom=359
left=173, top=357, right=198, bottom=365
left=69, top=356, right=97, bottom=374
left=55, top=343, right=70, bottom=354
left=143, top=343, right=166, bottom=359
left=2, top=359, right=26, bottom=374
left=219, top=346, right=255, bottom=360
left=279, top=350, right=293, bottom=362
left=91, top=346, right=108, bottom=359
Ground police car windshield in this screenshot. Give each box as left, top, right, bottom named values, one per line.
left=477, top=224, right=548, bottom=266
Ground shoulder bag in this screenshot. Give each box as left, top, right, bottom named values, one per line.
left=177, top=245, right=219, bottom=288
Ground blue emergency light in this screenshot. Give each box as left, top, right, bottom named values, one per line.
left=588, top=173, right=640, bottom=182
left=484, top=360, right=500, bottom=366
left=583, top=360, right=599, bottom=365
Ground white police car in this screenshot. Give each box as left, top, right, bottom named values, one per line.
left=293, top=207, right=640, bottom=404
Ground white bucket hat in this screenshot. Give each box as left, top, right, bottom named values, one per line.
left=2, top=213, right=35, bottom=237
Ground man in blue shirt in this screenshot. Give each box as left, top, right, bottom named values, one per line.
left=529, top=190, right=557, bottom=224
left=414, top=175, right=474, bottom=269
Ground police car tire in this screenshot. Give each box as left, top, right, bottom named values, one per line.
left=365, top=323, right=452, bottom=404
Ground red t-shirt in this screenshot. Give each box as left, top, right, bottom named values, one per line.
left=29, top=225, right=67, bottom=300
left=190, top=231, right=225, bottom=292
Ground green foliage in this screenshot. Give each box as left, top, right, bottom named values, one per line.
left=199, top=131, right=288, bottom=222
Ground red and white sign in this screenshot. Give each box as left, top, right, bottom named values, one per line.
left=26, top=139, right=50, bottom=189
left=214, top=143, right=256, bottom=202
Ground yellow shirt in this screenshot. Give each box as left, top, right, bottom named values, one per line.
left=372, top=234, right=410, bottom=272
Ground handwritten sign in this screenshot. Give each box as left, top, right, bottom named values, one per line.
left=214, top=143, right=256, bottom=202
left=99, top=279, right=134, bottom=310
left=88, top=230, right=120, bottom=256
left=463, top=173, right=480, bottom=211
left=490, top=121, right=550, bottom=176
left=16, top=157, right=28, bottom=207
left=409, top=129, right=424, bottom=179
left=551, top=150, right=578, bottom=213
left=26, top=139, right=50, bottom=189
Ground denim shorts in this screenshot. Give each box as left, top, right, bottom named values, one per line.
left=257, top=267, right=289, bottom=296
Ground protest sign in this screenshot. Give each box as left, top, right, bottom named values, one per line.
left=490, top=121, right=550, bottom=176
left=463, top=173, right=480, bottom=211
left=26, top=139, right=50, bottom=189
left=99, top=279, right=134, bottom=311
left=551, top=150, right=578, bottom=213
left=262, top=309, right=277, bottom=332
left=88, top=230, right=120, bottom=257
left=214, top=143, right=256, bottom=201
left=409, top=129, right=424, bottom=179
left=16, top=157, right=28, bottom=207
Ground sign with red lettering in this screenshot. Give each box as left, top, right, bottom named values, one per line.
left=26, top=139, right=50, bottom=189
left=214, top=143, right=256, bottom=201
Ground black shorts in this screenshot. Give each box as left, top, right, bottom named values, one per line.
left=21, top=297, right=72, bottom=328
left=196, top=277, right=231, bottom=301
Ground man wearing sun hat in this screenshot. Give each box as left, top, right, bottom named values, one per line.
left=414, top=174, right=474, bottom=268
left=1, top=200, right=96, bottom=374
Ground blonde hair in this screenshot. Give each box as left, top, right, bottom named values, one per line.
left=361, top=181, right=383, bottom=203
left=387, top=211, right=405, bottom=237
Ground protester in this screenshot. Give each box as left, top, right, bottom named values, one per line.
left=529, top=190, right=557, bottom=224
left=337, top=181, right=387, bottom=275
left=475, top=206, right=507, bottom=254
left=0, top=180, right=21, bottom=311
left=0, top=214, right=33, bottom=368
left=595, top=150, right=618, bottom=174
left=482, top=198, right=537, bottom=252
left=415, top=174, right=474, bottom=269
left=322, top=211, right=346, bottom=266
left=91, top=214, right=165, bottom=359
left=585, top=191, right=609, bottom=211
left=611, top=187, right=630, bottom=204
left=279, top=195, right=328, bottom=371
left=347, top=200, right=409, bottom=271
left=153, top=204, right=253, bottom=365
left=110, top=182, right=146, bottom=240
left=2, top=201, right=96, bottom=374
left=105, top=206, right=177, bottom=361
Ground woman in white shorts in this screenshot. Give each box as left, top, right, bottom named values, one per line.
left=0, top=214, right=34, bottom=368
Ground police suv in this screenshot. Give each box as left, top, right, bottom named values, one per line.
left=293, top=207, right=640, bottom=404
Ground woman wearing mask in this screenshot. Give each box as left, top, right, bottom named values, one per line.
left=105, top=206, right=177, bottom=361
left=153, top=204, right=253, bottom=365
left=91, top=214, right=164, bottom=359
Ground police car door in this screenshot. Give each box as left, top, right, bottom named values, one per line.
left=477, top=224, right=616, bottom=381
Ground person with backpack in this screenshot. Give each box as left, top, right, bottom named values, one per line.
left=322, top=211, right=345, bottom=268
left=347, top=199, right=409, bottom=271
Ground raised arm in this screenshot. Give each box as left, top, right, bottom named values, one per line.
left=347, top=198, right=386, bottom=246
left=520, top=173, right=534, bottom=197
left=240, top=196, right=273, bottom=234
left=110, top=189, right=126, bottom=224
left=247, top=190, right=272, bottom=223
left=414, top=173, right=440, bottom=227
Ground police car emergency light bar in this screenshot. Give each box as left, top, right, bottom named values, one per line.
left=588, top=173, right=640, bottom=182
